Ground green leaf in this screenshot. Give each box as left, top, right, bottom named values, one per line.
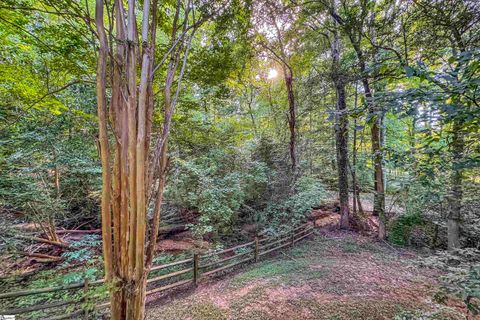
left=404, top=66, right=415, bottom=78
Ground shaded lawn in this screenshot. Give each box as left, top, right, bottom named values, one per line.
left=146, top=232, right=466, bottom=320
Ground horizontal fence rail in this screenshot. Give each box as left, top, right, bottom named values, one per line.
left=0, top=223, right=315, bottom=319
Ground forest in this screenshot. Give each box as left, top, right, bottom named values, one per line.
left=0, top=0, right=479, bottom=319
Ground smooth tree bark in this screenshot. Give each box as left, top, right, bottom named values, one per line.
left=94, top=0, right=200, bottom=317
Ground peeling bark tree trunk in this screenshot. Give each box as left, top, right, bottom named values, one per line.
left=330, top=26, right=349, bottom=229
left=94, top=0, right=199, bottom=317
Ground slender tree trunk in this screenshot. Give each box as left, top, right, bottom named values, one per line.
left=246, top=85, right=257, bottom=136
left=54, top=166, right=60, bottom=199
left=445, top=38, right=466, bottom=250
left=331, top=25, right=349, bottom=229
left=351, top=83, right=360, bottom=215
left=354, top=44, right=386, bottom=239
left=352, top=120, right=358, bottom=216
left=448, top=120, right=464, bottom=250
left=328, top=0, right=386, bottom=237
left=309, top=111, right=313, bottom=174
left=283, top=67, right=297, bottom=174
left=95, top=0, right=113, bottom=283
left=267, top=12, right=297, bottom=175
left=371, top=117, right=386, bottom=239
left=335, top=83, right=349, bottom=229
left=410, top=108, right=418, bottom=173
left=52, top=149, right=61, bottom=199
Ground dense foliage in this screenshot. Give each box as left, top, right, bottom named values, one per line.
left=0, top=0, right=479, bottom=317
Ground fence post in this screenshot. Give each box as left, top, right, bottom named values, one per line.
left=83, top=278, right=89, bottom=319
left=254, top=237, right=259, bottom=262
left=193, top=253, right=199, bottom=286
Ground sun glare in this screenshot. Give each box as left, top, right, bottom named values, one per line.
left=267, top=68, right=278, bottom=79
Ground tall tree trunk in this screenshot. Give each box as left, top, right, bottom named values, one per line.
left=446, top=37, right=466, bottom=250
left=309, top=111, right=313, bottom=174
left=371, top=116, right=386, bottom=239
left=351, top=84, right=361, bottom=216
left=52, top=149, right=61, bottom=199
left=246, top=85, right=258, bottom=136
left=330, top=23, right=349, bottom=229
left=283, top=67, right=297, bottom=174
left=328, top=2, right=383, bottom=235
left=335, top=83, right=349, bottom=229
left=266, top=11, right=297, bottom=175
left=353, top=43, right=386, bottom=239
left=409, top=107, right=418, bottom=173
left=95, top=0, right=113, bottom=284
left=54, top=165, right=60, bottom=199
left=448, top=120, right=464, bottom=250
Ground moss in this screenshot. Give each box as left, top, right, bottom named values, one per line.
left=189, top=303, right=228, bottom=320
left=234, top=309, right=271, bottom=320
left=291, top=298, right=417, bottom=320
left=395, top=309, right=465, bottom=320
left=231, top=260, right=306, bottom=286
left=342, top=242, right=359, bottom=253
left=338, top=239, right=387, bottom=255
left=233, top=297, right=435, bottom=320
left=289, top=242, right=314, bottom=258
left=230, top=286, right=268, bottom=314
left=150, top=302, right=227, bottom=320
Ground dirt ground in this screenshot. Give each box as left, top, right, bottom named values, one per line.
left=146, top=230, right=470, bottom=320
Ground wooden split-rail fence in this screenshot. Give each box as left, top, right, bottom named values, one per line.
left=0, top=223, right=315, bottom=319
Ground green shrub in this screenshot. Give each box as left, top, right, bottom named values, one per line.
left=0, top=266, right=107, bottom=320
left=258, top=176, right=326, bottom=232
left=389, top=213, right=424, bottom=246
left=441, top=265, right=480, bottom=316
left=166, top=149, right=268, bottom=238
left=61, top=234, right=102, bottom=265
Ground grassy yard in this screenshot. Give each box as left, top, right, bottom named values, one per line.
left=146, top=231, right=467, bottom=320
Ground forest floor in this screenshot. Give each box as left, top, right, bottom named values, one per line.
left=146, top=230, right=470, bottom=320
